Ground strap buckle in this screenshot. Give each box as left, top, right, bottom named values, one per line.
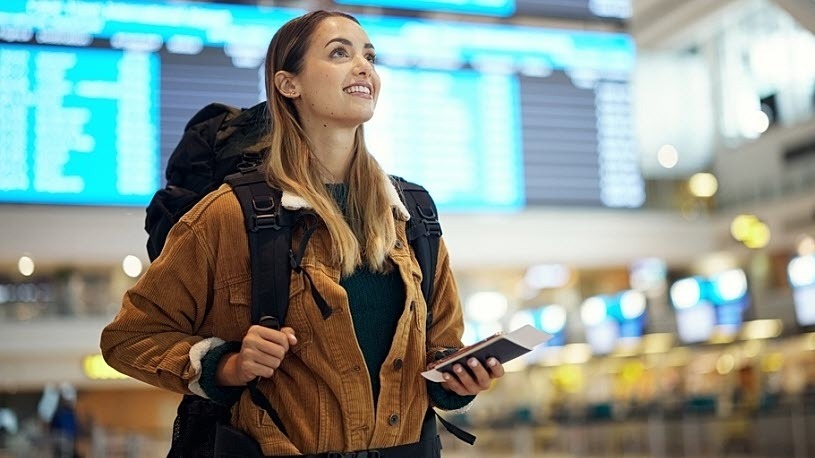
left=251, top=213, right=281, bottom=231
left=416, top=206, right=442, bottom=237
left=237, top=151, right=263, bottom=173
left=326, top=452, right=381, bottom=458
left=249, top=195, right=282, bottom=231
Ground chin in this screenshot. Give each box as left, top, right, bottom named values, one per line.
left=346, top=112, right=375, bottom=126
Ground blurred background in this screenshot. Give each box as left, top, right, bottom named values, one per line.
left=1, top=0, right=814, bottom=456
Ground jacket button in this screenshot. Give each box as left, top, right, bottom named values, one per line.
left=388, top=414, right=399, bottom=426
left=394, top=240, right=404, bottom=249
left=393, top=358, right=403, bottom=370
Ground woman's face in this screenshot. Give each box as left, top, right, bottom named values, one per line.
left=289, top=17, right=380, bottom=128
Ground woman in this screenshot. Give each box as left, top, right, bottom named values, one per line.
left=101, top=10, right=504, bottom=457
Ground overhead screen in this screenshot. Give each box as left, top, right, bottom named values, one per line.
left=0, top=0, right=641, bottom=211
left=335, top=0, right=516, bottom=16
left=334, top=0, right=632, bottom=19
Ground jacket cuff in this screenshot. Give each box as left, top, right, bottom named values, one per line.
left=428, top=381, right=476, bottom=412
left=426, top=347, right=476, bottom=412
left=189, top=338, right=244, bottom=406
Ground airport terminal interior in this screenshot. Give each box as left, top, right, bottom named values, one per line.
left=2, top=0, right=815, bottom=456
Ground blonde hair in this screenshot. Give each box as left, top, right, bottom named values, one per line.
left=263, top=10, right=396, bottom=275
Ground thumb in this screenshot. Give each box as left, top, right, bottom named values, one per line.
left=281, top=326, right=297, bottom=345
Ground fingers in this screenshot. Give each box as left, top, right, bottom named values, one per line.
left=241, top=359, right=276, bottom=379
left=238, top=326, right=298, bottom=381
left=441, top=370, right=467, bottom=395
left=252, top=325, right=295, bottom=351
left=486, top=358, right=505, bottom=378
left=442, top=361, right=484, bottom=396
left=281, top=326, right=298, bottom=346
left=236, top=346, right=283, bottom=382
left=461, top=358, right=492, bottom=389
left=440, top=358, right=505, bottom=395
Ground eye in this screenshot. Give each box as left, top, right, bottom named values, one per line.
left=366, top=53, right=377, bottom=64
left=330, top=46, right=349, bottom=58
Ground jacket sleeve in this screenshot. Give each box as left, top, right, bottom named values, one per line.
left=424, top=238, right=476, bottom=411
left=100, top=219, right=219, bottom=395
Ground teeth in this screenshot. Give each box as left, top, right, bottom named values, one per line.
left=345, top=85, right=371, bottom=94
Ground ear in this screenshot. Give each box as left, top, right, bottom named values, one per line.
left=274, top=71, right=299, bottom=99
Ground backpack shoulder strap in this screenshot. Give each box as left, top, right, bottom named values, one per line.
left=391, top=177, right=478, bottom=446
left=224, top=168, right=296, bottom=437
left=225, top=169, right=295, bottom=327
left=391, top=176, right=441, bottom=323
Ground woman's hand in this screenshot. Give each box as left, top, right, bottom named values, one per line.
left=438, top=357, right=505, bottom=396
left=216, top=326, right=297, bottom=386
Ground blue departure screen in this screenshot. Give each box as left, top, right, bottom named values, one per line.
left=0, top=0, right=639, bottom=210
left=0, top=43, right=159, bottom=206
left=335, top=0, right=515, bottom=16
left=367, top=68, right=523, bottom=211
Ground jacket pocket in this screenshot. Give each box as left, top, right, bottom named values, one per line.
left=236, top=394, right=301, bottom=456
left=256, top=373, right=324, bottom=453
left=227, top=275, right=313, bottom=353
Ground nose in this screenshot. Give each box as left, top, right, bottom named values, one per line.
left=353, top=54, right=372, bottom=76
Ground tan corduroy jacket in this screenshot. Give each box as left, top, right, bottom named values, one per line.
left=100, top=178, right=467, bottom=456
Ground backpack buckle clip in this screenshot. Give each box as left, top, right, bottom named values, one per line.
left=326, top=451, right=380, bottom=458
left=251, top=195, right=280, bottom=231
left=252, top=196, right=275, bottom=212
left=251, top=213, right=281, bottom=231
left=238, top=151, right=263, bottom=173
left=416, top=206, right=442, bottom=237
left=423, top=220, right=442, bottom=237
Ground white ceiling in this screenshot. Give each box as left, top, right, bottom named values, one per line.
left=631, top=0, right=815, bottom=48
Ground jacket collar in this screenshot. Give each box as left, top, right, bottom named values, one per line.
left=280, top=174, right=411, bottom=221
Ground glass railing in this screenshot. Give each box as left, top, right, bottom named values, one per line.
left=714, top=164, right=815, bottom=210
left=440, top=393, right=815, bottom=457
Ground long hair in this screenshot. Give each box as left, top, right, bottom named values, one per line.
left=263, top=10, right=397, bottom=275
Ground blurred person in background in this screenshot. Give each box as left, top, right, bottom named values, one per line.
left=724, top=363, right=760, bottom=454
left=101, top=10, right=505, bottom=458
left=0, top=408, right=19, bottom=451
left=804, top=352, right=815, bottom=399
left=49, top=394, right=79, bottom=458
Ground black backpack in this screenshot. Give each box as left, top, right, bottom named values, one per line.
left=146, top=102, right=470, bottom=457
left=146, top=102, right=442, bottom=305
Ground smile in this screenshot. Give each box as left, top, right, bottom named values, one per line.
left=344, top=84, right=372, bottom=96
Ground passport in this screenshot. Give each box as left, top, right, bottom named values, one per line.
left=421, top=325, right=551, bottom=382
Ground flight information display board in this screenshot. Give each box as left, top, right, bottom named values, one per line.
left=0, top=44, right=158, bottom=205
left=0, top=0, right=640, bottom=210
left=334, top=0, right=631, bottom=19
left=335, top=0, right=516, bottom=17
left=516, top=0, right=631, bottom=20
left=366, top=68, right=523, bottom=211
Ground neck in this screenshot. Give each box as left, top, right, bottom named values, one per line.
left=299, top=118, right=357, bottom=183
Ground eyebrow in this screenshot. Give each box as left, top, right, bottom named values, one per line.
left=324, top=37, right=375, bottom=50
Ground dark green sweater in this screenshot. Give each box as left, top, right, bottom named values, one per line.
left=329, top=184, right=471, bottom=410
left=330, top=183, right=405, bottom=405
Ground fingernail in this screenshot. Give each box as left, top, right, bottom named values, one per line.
left=488, top=358, right=498, bottom=367
left=468, top=358, right=478, bottom=368
left=454, top=365, right=463, bottom=373
left=443, top=373, right=451, bottom=381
